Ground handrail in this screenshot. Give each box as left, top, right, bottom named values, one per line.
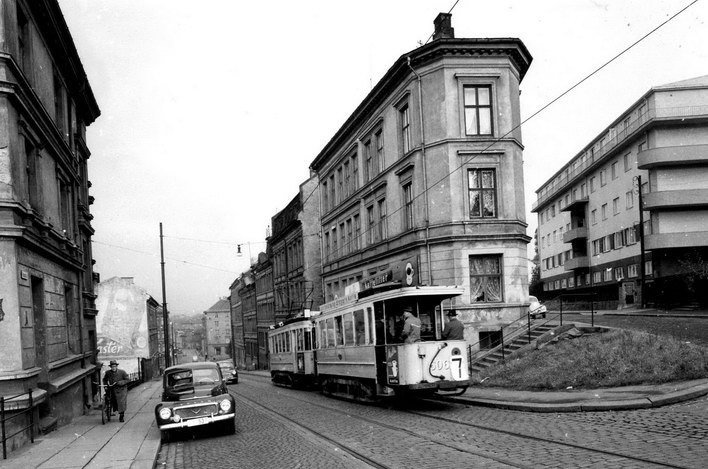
left=1, top=389, right=34, bottom=459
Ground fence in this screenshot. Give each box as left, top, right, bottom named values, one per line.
left=1, top=389, right=34, bottom=460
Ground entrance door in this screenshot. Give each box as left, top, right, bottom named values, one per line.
left=31, top=276, right=47, bottom=382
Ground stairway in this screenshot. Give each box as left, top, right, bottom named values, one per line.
left=470, top=323, right=558, bottom=373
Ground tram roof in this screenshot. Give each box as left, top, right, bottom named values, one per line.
left=319, top=285, right=464, bottom=315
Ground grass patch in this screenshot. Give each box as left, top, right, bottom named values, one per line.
left=474, top=329, right=708, bottom=390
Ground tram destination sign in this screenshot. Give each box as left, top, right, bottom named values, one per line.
left=361, top=270, right=393, bottom=291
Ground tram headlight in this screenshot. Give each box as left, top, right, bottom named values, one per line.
left=451, top=347, right=461, bottom=355
left=219, top=399, right=232, bottom=412
left=158, top=407, right=172, bottom=420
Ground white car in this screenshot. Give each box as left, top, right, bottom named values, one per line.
left=528, top=296, right=547, bottom=319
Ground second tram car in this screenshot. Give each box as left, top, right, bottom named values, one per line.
left=268, top=271, right=471, bottom=401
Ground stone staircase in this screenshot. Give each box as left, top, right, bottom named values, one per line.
left=470, top=323, right=559, bottom=373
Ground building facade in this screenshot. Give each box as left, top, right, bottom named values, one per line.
left=533, top=75, right=708, bottom=308
left=228, top=276, right=245, bottom=368
left=253, top=252, right=274, bottom=369
left=203, top=298, right=232, bottom=361
left=95, top=277, right=160, bottom=378
left=269, top=174, right=323, bottom=324
left=240, top=270, right=257, bottom=369
left=309, top=14, right=532, bottom=349
left=0, top=0, right=101, bottom=449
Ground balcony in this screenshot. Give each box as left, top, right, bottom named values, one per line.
left=563, top=226, right=588, bottom=243
left=561, top=197, right=588, bottom=213
left=638, top=144, right=708, bottom=169
left=643, top=189, right=708, bottom=210
left=564, top=256, right=589, bottom=271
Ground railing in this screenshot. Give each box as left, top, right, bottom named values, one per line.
left=1, top=389, right=34, bottom=460
left=467, top=310, right=542, bottom=366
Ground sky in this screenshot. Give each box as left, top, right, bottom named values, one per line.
left=57, top=0, right=708, bottom=316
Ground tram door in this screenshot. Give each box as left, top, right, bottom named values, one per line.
left=373, top=303, right=387, bottom=385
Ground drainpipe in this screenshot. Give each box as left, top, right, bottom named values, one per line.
left=407, top=57, right=432, bottom=286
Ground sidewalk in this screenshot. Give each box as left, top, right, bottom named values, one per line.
left=3, top=378, right=162, bottom=469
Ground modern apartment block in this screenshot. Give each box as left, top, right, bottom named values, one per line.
left=0, top=0, right=100, bottom=449
left=309, top=14, right=532, bottom=347
left=533, top=75, right=708, bottom=308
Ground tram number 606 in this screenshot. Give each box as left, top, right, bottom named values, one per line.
left=431, top=357, right=463, bottom=379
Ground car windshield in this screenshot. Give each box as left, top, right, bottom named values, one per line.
left=166, top=367, right=220, bottom=387
left=529, top=296, right=538, bottom=303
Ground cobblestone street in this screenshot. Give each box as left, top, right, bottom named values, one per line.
left=157, top=375, right=708, bottom=468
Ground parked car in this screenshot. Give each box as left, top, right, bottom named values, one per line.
left=528, top=295, right=547, bottom=319
left=217, top=359, right=239, bottom=384
left=154, top=361, right=236, bottom=443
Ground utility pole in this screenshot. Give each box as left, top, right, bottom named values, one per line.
left=635, top=176, right=647, bottom=308
left=160, top=222, right=170, bottom=368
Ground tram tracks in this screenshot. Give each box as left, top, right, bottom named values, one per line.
left=236, top=373, right=689, bottom=468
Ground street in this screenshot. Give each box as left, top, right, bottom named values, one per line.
left=157, top=373, right=708, bottom=468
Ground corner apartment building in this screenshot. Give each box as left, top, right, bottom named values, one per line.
left=309, top=14, right=532, bottom=348
left=533, top=75, right=708, bottom=308
left=269, top=175, right=323, bottom=324
left=203, top=298, right=232, bottom=361
left=0, top=0, right=100, bottom=449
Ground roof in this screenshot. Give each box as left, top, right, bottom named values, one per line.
left=654, top=74, right=708, bottom=90
left=204, top=298, right=230, bottom=313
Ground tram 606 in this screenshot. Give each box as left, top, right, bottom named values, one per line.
left=268, top=282, right=470, bottom=401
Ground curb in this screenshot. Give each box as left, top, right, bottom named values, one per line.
left=439, top=383, right=708, bottom=412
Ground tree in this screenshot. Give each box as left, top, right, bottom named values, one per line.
left=529, top=228, right=543, bottom=298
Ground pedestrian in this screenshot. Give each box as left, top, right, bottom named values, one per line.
left=103, top=360, right=129, bottom=422
left=441, top=310, right=465, bottom=340
left=400, top=306, right=421, bottom=344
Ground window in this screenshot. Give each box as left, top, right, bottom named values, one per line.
left=322, top=181, right=328, bottom=211
left=613, top=197, right=620, bottom=215
left=337, top=167, right=343, bottom=203
left=331, top=227, right=337, bottom=258
left=339, top=223, right=346, bottom=256
left=603, top=269, right=613, bottom=282
left=623, top=153, right=632, bottom=172
left=590, top=177, right=596, bottom=193
left=375, top=129, right=384, bottom=173
left=468, top=169, right=497, bottom=218
left=581, top=183, right=587, bottom=198
left=550, top=205, right=555, bottom=217
left=400, top=104, right=411, bottom=154
left=601, top=204, right=607, bottom=220
left=346, top=219, right=353, bottom=253
left=626, top=190, right=634, bottom=209
left=628, top=264, right=638, bottom=278
left=645, top=260, right=653, bottom=276
left=611, top=161, right=618, bottom=180
left=593, top=271, right=602, bottom=283
left=328, top=175, right=335, bottom=210
left=18, top=7, right=30, bottom=71
left=568, top=277, right=575, bottom=288
left=24, top=137, right=40, bottom=209
left=402, top=182, right=413, bottom=230
left=377, top=198, right=387, bottom=241
left=364, top=139, right=373, bottom=182
left=351, top=153, right=359, bottom=191
left=615, top=267, right=624, bottom=281
left=638, top=141, right=646, bottom=153
left=54, top=71, right=65, bottom=134
left=600, top=169, right=607, bottom=186
left=366, top=205, right=375, bottom=244
left=561, top=279, right=567, bottom=289
left=353, top=214, right=361, bottom=250
left=625, top=226, right=636, bottom=244
left=469, top=255, right=502, bottom=302
left=463, top=85, right=493, bottom=135
left=591, top=209, right=597, bottom=225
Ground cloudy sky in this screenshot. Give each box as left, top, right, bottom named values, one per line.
left=57, top=0, right=707, bottom=315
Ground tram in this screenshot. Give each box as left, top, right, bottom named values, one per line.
left=268, top=262, right=471, bottom=401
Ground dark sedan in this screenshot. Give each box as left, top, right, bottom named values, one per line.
left=217, top=359, right=239, bottom=384
left=155, top=361, right=236, bottom=443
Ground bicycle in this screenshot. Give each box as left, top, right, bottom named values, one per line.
left=93, top=379, right=115, bottom=424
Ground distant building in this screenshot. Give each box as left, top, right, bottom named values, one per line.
left=0, top=0, right=101, bottom=449
left=203, top=298, right=232, bottom=361
left=254, top=252, right=274, bottom=369
left=95, top=277, right=161, bottom=378
left=309, top=14, right=532, bottom=348
left=533, top=75, right=708, bottom=308
left=269, top=174, right=323, bottom=324
left=240, top=271, right=257, bottom=369
left=228, top=276, right=246, bottom=368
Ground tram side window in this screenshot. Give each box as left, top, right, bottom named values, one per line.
left=304, top=329, right=312, bottom=350
left=275, top=334, right=280, bottom=353
left=353, top=309, right=365, bottom=345
left=335, top=315, right=344, bottom=346
left=343, top=312, right=354, bottom=345
left=367, top=307, right=376, bottom=345
left=318, top=321, right=326, bottom=349
left=326, top=317, right=335, bottom=347
left=296, top=329, right=303, bottom=351
left=286, top=331, right=291, bottom=352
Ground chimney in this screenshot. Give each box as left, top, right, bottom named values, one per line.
left=433, top=13, right=454, bottom=40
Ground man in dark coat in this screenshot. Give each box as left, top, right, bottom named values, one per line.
left=442, top=310, right=465, bottom=340
left=400, top=307, right=421, bottom=344
left=103, top=360, right=129, bottom=422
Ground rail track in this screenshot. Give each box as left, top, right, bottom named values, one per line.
left=233, top=373, right=688, bottom=468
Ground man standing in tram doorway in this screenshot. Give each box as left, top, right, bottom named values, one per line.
left=401, top=306, right=421, bottom=343
left=442, top=310, right=465, bottom=340
left=103, top=360, right=129, bottom=422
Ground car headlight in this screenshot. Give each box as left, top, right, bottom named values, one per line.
left=219, top=399, right=232, bottom=412
left=158, top=407, right=172, bottom=420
